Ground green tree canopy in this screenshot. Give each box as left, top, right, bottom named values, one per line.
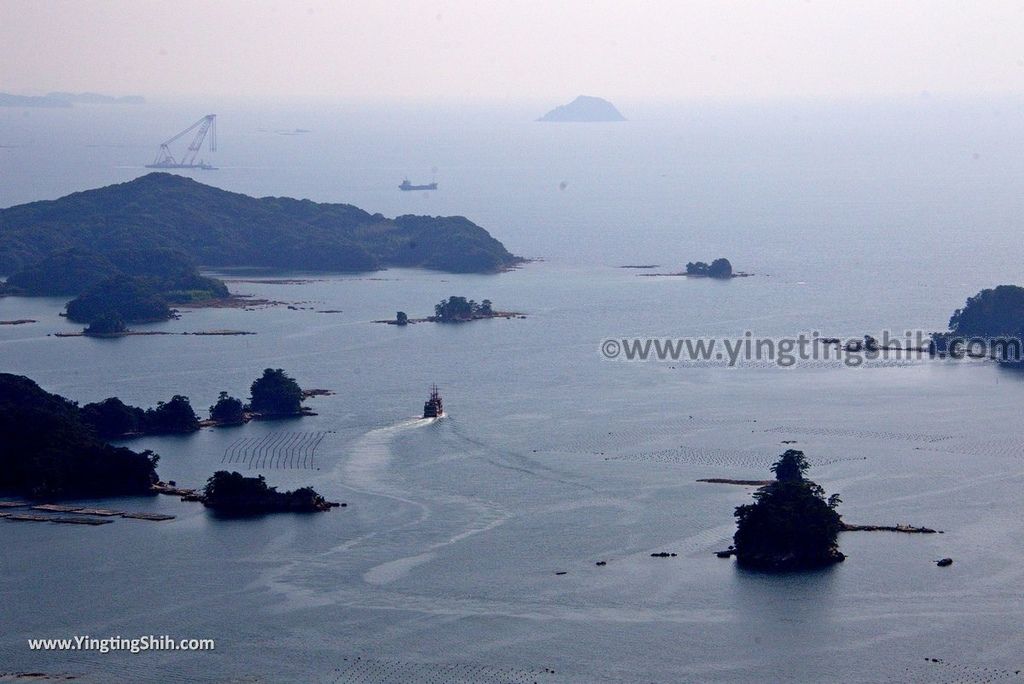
left=733, top=450, right=844, bottom=570
left=948, top=285, right=1024, bottom=337
left=0, top=373, right=159, bottom=498
left=202, top=470, right=329, bottom=513
left=210, top=392, right=245, bottom=425
left=770, top=449, right=809, bottom=482
left=144, top=395, right=200, bottom=434
left=686, top=258, right=733, bottom=278
left=80, top=397, right=145, bottom=439
left=65, top=275, right=172, bottom=324
left=0, top=173, right=521, bottom=275
left=433, top=296, right=494, bottom=322
left=708, top=258, right=733, bottom=278
left=249, top=368, right=303, bottom=415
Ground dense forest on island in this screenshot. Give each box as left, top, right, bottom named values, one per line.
left=0, top=173, right=523, bottom=275
left=1, top=246, right=229, bottom=325
left=249, top=368, right=305, bottom=416
left=685, top=258, right=733, bottom=278
left=202, top=471, right=335, bottom=513
left=0, top=374, right=159, bottom=498
left=433, top=296, right=494, bottom=322
left=932, top=285, right=1024, bottom=364
left=3, top=247, right=227, bottom=299
left=78, top=368, right=308, bottom=438
left=0, top=371, right=319, bottom=500
left=733, top=450, right=845, bottom=570
left=79, top=395, right=200, bottom=438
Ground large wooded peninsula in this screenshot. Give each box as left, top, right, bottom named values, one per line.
left=0, top=373, right=159, bottom=498
left=0, top=173, right=523, bottom=275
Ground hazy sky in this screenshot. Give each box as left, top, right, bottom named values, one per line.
left=2, top=0, right=1023, bottom=102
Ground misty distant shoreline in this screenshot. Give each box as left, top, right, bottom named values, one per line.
left=0, top=91, right=145, bottom=108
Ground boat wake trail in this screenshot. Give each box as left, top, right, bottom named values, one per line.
left=339, top=416, right=509, bottom=585
left=342, top=416, right=432, bottom=497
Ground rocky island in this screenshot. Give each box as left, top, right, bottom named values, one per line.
left=538, top=95, right=626, bottom=122
left=0, top=173, right=523, bottom=275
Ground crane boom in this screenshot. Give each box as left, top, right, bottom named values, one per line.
left=147, top=114, right=218, bottom=170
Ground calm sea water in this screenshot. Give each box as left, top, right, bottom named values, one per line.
left=2, top=99, right=1024, bottom=683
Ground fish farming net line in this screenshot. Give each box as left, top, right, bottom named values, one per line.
left=222, top=431, right=331, bottom=470
left=329, top=657, right=556, bottom=684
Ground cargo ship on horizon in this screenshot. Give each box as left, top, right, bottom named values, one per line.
left=399, top=179, right=438, bottom=191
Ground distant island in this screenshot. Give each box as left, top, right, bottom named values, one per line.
left=686, top=259, right=734, bottom=278
left=932, top=285, right=1024, bottom=365
left=537, top=96, right=626, bottom=122
left=0, top=373, right=159, bottom=498
left=378, top=296, right=525, bottom=324
left=0, top=92, right=145, bottom=108
left=0, top=173, right=523, bottom=276
left=639, top=258, right=751, bottom=279
left=731, top=450, right=845, bottom=570
left=200, top=471, right=337, bottom=514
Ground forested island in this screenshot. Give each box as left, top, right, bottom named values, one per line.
left=639, top=258, right=750, bottom=279
left=201, top=471, right=337, bottom=514
left=206, top=368, right=315, bottom=424
left=0, top=374, right=159, bottom=498
left=246, top=368, right=309, bottom=418
left=731, top=450, right=845, bottom=570
left=716, top=449, right=942, bottom=569
left=932, top=284, right=1024, bottom=365
left=80, top=395, right=200, bottom=439
left=0, top=372, right=330, bottom=511
left=0, top=247, right=229, bottom=327
left=538, top=96, right=626, bottom=122
left=685, top=258, right=734, bottom=278
left=80, top=369, right=312, bottom=439
left=0, top=173, right=523, bottom=275
left=378, top=296, right=525, bottom=324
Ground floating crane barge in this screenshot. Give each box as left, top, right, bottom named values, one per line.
left=147, top=114, right=217, bottom=170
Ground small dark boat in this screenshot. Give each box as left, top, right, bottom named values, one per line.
left=399, top=179, right=438, bottom=191
left=936, top=557, right=953, bottom=567
left=422, top=385, right=444, bottom=418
